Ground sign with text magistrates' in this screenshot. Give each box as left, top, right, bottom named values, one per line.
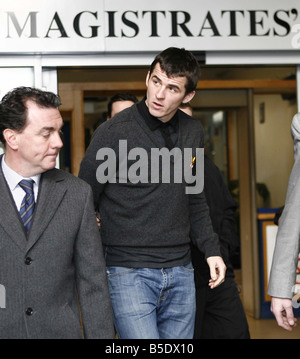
left=0, top=0, right=300, bottom=53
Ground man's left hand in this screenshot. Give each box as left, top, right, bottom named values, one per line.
left=206, top=256, right=226, bottom=289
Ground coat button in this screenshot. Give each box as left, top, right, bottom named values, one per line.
left=25, top=257, right=32, bottom=265
left=26, top=308, right=33, bottom=316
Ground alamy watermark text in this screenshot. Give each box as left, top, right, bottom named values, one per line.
left=95, top=140, right=204, bottom=194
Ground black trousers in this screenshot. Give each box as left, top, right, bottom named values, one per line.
left=194, top=276, right=250, bottom=339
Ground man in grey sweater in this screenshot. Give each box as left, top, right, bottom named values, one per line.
left=79, top=47, right=226, bottom=339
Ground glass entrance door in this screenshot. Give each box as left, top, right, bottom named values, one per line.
left=191, top=106, right=241, bottom=268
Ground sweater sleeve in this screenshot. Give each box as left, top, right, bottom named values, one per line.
left=189, top=190, right=222, bottom=259
left=186, top=121, right=222, bottom=259
left=78, top=123, right=114, bottom=210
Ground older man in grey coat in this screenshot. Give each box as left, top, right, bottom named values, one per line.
left=0, top=87, right=114, bottom=339
left=268, top=113, right=300, bottom=331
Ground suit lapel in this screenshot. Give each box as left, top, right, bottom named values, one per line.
left=0, top=162, right=27, bottom=250
left=26, top=169, right=67, bottom=251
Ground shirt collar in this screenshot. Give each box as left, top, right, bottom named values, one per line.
left=1, top=155, right=41, bottom=192
left=137, top=97, right=178, bottom=131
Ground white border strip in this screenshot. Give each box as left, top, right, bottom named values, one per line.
left=206, top=51, right=300, bottom=65
left=297, top=65, right=300, bottom=112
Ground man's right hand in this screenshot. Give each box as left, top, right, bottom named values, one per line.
left=271, top=297, right=297, bottom=331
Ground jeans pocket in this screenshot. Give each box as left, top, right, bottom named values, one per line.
left=180, top=262, right=194, bottom=273
left=106, top=266, right=135, bottom=277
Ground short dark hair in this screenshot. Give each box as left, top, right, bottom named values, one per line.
left=149, top=47, right=200, bottom=94
left=107, top=93, right=138, bottom=118
left=0, top=86, right=61, bottom=144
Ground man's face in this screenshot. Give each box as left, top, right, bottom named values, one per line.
left=145, top=63, right=195, bottom=123
left=12, top=100, right=63, bottom=176
left=110, top=100, right=136, bottom=119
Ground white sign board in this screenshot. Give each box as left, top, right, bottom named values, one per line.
left=0, top=0, right=300, bottom=53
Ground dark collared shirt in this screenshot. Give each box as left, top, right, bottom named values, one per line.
left=137, top=97, right=179, bottom=149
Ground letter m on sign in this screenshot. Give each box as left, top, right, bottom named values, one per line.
left=6, top=12, right=38, bottom=38
left=0, top=284, right=6, bottom=309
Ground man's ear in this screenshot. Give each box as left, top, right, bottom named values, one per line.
left=145, top=71, right=150, bottom=87
left=3, top=129, right=19, bottom=150
left=182, top=91, right=195, bottom=104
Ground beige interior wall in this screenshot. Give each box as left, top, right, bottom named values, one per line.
left=254, top=94, right=297, bottom=208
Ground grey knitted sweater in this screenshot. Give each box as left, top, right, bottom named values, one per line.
left=79, top=102, right=221, bottom=266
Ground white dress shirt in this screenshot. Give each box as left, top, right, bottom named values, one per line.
left=1, top=156, right=40, bottom=211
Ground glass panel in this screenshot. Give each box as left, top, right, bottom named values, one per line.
left=192, top=108, right=238, bottom=187
left=0, top=67, right=34, bottom=99
left=0, top=67, right=34, bottom=155
left=254, top=93, right=297, bottom=209
left=192, top=107, right=241, bottom=268
left=202, top=110, right=227, bottom=181
left=84, top=96, right=108, bottom=149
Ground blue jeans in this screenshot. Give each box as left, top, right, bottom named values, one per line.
left=106, top=264, right=196, bottom=339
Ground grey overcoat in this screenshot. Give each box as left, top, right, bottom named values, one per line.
left=268, top=113, right=300, bottom=299
left=0, top=159, right=114, bottom=339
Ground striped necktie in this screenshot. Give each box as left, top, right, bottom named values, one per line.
left=19, top=179, right=35, bottom=233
